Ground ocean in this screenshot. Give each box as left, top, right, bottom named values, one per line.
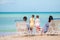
left=0, top=12, right=60, bottom=36
left=0, top=12, right=60, bottom=32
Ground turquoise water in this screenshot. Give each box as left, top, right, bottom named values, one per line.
left=0, top=12, right=60, bottom=32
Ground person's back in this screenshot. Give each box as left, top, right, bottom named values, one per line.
left=30, top=15, right=35, bottom=34
left=30, top=15, right=35, bottom=29
left=49, top=20, right=56, bottom=33
left=48, top=16, right=56, bottom=34
left=49, top=20, right=55, bottom=28
left=35, top=18, right=40, bottom=27
left=30, top=17, right=34, bottom=28
left=22, top=16, right=28, bottom=34
left=16, top=16, right=27, bottom=35
left=35, top=15, right=40, bottom=32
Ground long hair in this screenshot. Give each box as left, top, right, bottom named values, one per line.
left=48, top=16, right=53, bottom=22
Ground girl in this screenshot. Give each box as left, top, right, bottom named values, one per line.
left=35, top=15, right=40, bottom=32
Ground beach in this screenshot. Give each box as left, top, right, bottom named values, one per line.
left=0, top=12, right=60, bottom=40
left=0, top=20, right=60, bottom=40
left=0, top=34, right=60, bottom=40
left=0, top=0, right=60, bottom=39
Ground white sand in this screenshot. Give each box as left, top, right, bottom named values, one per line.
left=0, top=34, right=60, bottom=40
left=0, top=20, right=60, bottom=40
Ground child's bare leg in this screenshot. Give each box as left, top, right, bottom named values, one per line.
left=30, top=28, right=33, bottom=35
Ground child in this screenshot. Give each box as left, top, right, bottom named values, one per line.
left=30, top=15, right=35, bottom=34
left=35, top=15, right=40, bottom=32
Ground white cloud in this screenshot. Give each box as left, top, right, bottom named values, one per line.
left=0, top=0, right=16, bottom=4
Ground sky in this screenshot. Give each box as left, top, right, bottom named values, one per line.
left=0, top=0, right=60, bottom=12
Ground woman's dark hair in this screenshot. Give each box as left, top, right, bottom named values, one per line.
left=23, top=16, right=27, bottom=21
left=48, top=16, right=53, bottom=22
left=36, top=15, right=39, bottom=18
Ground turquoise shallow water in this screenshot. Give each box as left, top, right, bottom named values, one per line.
left=0, top=12, right=60, bottom=32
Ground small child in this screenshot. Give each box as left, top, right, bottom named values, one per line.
left=35, top=15, right=40, bottom=32
left=30, top=15, right=35, bottom=34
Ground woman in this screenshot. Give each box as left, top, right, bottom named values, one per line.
left=48, top=16, right=56, bottom=34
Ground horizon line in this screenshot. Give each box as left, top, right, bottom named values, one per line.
left=0, top=12, right=60, bottom=14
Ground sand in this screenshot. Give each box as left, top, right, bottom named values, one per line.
left=0, top=34, right=60, bottom=40
left=0, top=20, right=60, bottom=40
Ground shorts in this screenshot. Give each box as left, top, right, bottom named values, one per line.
left=36, top=26, right=40, bottom=31
left=30, top=27, right=33, bottom=31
